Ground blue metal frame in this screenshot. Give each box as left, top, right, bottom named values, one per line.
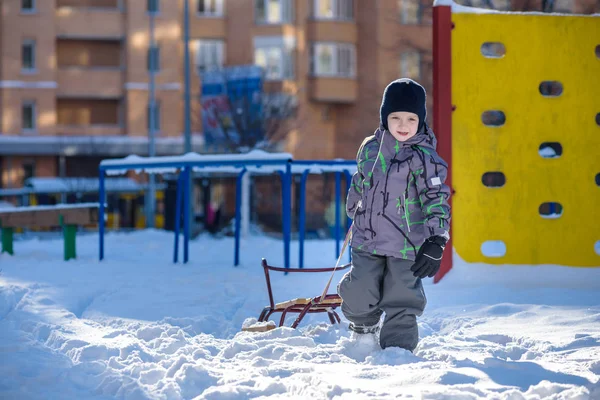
left=234, top=168, right=247, bottom=266
left=284, top=162, right=292, bottom=270
left=98, top=157, right=354, bottom=269
left=183, top=167, right=191, bottom=263
left=277, top=163, right=292, bottom=270
left=298, top=169, right=310, bottom=269
left=295, top=165, right=355, bottom=269
left=99, top=172, right=105, bottom=260
left=291, top=160, right=356, bottom=167
left=100, top=158, right=291, bottom=172
left=173, top=171, right=184, bottom=263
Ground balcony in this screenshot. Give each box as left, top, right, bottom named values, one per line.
left=309, top=77, right=357, bottom=103
left=306, top=20, right=357, bottom=44
left=56, top=125, right=124, bottom=136
left=57, top=68, right=123, bottom=98
left=56, top=6, right=124, bottom=39
left=191, top=18, right=226, bottom=39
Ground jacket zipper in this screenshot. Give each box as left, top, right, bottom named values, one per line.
left=403, top=192, right=411, bottom=233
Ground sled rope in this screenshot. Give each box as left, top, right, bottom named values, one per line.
left=317, top=197, right=364, bottom=304
left=318, top=219, right=354, bottom=304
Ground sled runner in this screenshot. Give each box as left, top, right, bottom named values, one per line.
left=242, top=258, right=351, bottom=332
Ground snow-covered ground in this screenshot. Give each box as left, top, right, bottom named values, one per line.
left=1, top=230, right=599, bottom=399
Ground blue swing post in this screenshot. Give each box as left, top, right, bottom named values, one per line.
left=98, top=169, right=106, bottom=261
left=183, top=166, right=191, bottom=263
left=234, top=168, right=247, bottom=266
left=173, top=171, right=184, bottom=263
left=277, top=162, right=292, bottom=270
left=284, top=162, right=292, bottom=270
left=298, top=169, right=310, bottom=269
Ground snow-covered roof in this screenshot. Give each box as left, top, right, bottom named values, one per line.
left=0, top=200, right=16, bottom=209
left=100, top=150, right=356, bottom=176
left=191, top=161, right=357, bottom=176
left=433, top=0, right=600, bottom=15
left=101, top=150, right=293, bottom=167
left=290, top=161, right=357, bottom=175
left=0, top=202, right=98, bottom=215
left=101, top=150, right=295, bottom=175
left=433, top=0, right=503, bottom=13
left=24, top=178, right=144, bottom=193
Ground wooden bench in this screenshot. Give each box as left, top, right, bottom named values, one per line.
left=0, top=203, right=98, bottom=261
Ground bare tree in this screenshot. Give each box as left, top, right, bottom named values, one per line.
left=202, top=81, right=302, bottom=154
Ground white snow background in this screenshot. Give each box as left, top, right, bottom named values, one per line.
left=1, top=230, right=599, bottom=399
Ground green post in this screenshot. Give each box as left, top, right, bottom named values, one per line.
left=1, top=227, right=14, bottom=255
left=59, top=215, right=77, bottom=261
left=64, top=225, right=77, bottom=261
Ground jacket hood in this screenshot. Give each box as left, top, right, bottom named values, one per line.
left=374, top=122, right=438, bottom=153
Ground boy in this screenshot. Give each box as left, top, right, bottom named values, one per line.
left=338, top=78, right=451, bottom=352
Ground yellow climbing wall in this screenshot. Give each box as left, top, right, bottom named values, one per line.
left=451, top=12, right=600, bottom=266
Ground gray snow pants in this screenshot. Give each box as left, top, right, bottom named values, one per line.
left=337, top=248, right=427, bottom=351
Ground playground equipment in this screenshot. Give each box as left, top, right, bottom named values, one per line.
left=433, top=2, right=600, bottom=282
left=98, top=151, right=356, bottom=270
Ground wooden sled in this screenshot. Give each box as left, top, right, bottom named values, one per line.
left=242, top=258, right=351, bottom=332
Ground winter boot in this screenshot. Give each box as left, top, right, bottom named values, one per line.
left=349, top=322, right=380, bottom=335
left=349, top=322, right=381, bottom=344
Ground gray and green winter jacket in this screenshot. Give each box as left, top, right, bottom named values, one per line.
left=347, top=125, right=451, bottom=261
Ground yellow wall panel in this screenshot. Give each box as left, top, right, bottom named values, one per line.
left=451, top=13, right=600, bottom=266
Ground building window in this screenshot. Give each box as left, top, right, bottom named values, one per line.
left=313, top=0, right=354, bottom=20
left=22, top=101, right=36, bottom=132
left=147, top=102, right=161, bottom=132
left=147, top=45, right=160, bottom=72
left=23, top=162, right=35, bottom=181
left=494, top=0, right=512, bottom=10
left=22, top=39, right=36, bottom=72
left=57, top=99, right=120, bottom=125
left=197, top=0, right=224, bottom=16
left=546, top=0, right=571, bottom=12
left=400, top=51, right=421, bottom=80
left=254, top=36, right=295, bottom=80
left=255, top=48, right=283, bottom=80
left=311, top=43, right=356, bottom=77
left=398, top=0, right=422, bottom=24
left=195, top=40, right=225, bottom=72
left=21, top=0, right=35, bottom=12
left=147, top=0, right=159, bottom=13
left=255, top=0, right=293, bottom=24
left=455, top=0, right=511, bottom=10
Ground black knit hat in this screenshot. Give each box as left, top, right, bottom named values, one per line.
left=380, top=78, right=427, bottom=132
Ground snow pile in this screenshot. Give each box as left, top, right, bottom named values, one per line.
left=1, top=230, right=599, bottom=399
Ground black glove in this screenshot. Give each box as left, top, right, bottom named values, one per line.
left=410, top=236, right=446, bottom=279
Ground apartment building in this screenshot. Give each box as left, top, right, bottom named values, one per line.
left=0, top=0, right=597, bottom=189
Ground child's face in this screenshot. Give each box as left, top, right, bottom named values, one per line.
left=386, top=111, right=419, bottom=142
